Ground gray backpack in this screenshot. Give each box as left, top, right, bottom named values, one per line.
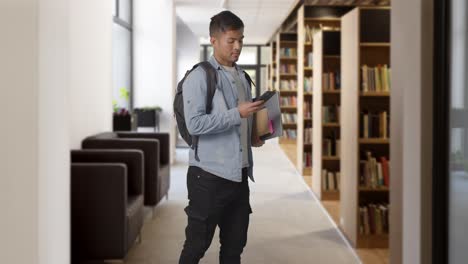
left=173, top=61, right=254, bottom=161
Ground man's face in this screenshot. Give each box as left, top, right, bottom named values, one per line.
left=210, top=28, right=244, bottom=66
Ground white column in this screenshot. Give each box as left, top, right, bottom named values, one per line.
left=134, top=0, right=177, bottom=163
left=391, top=0, right=434, bottom=263
left=1, top=0, right=113, bottom=263
left=1, top=0, right=40, bottom=262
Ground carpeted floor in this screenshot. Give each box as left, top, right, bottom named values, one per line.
left=121, top=141, right=361, bottom=264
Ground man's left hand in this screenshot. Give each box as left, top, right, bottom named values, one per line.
left=252, top=138, right=265, bottom=147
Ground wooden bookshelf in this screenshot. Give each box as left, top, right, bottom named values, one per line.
left=312, top=29, right=342, bottom=201
left=278, top=32, right=298, bottom=144
left=296, top=6, right=352, bottom=177
left=341, top=7, right=391, bottom=249
left=267, top=39, right=277, bottom=91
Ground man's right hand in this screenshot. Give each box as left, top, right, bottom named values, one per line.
left=237, top=101, right=264, bottom=118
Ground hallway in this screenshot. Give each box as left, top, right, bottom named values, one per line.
left=124, top=142, right=360, bottom=264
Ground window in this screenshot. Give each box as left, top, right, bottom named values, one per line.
left=113, top=0, right=133, bottom=111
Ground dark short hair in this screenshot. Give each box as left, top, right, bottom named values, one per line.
left=209, top=11, right=244, bottom=37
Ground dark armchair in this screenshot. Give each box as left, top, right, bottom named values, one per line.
left=71, top=149, right=144, bottom=262
left=81, top=132, right=170, bottom=207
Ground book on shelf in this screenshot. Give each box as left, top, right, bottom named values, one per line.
left=280, top=80, right=297, bottom=90
left=304, top=77, right=313, bottom=93
left=322, top=72, right=341, bottom=91
left=360, top=151, right=390, bottom=188
left=361, top=64, right=391, bottom=92
left=281, top=113, right=298, bottom=123
left=359, top=203, right=389, bottom=235
left=308, top=52, right=313, bottom=67
left=322, top=169, right=340, bottom=191
left=304, top=127, right=312, bottom=144
left=280, top=47, right=297, bottom=57
left=280, top=96, right=297, bottom=107
left=322, top=105, right=340, bottom=123
left=360, top=110, right=390, bottom=139
left=304, top=101, right=312, bottom=119
left=280, top=64, right=297, bottom=74
left=282, top=129, right=297, bottom=139
left=305, top=25, right=321, bottom=43
left=323, top=131, right=340, bottom=157
left=303, top=151, right=312, bottom=167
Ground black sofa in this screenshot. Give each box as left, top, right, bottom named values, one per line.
left=71, top=149, right=144, bottom=262
left=81, top=132, right=170, bottom=207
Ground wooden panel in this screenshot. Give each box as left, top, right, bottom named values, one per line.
left=297, top=5, right=306, bottom=174
left=360, top=9, right=390, bottom=43
left=322, top=190, right=340, bottom=200
left=323, top=31, right=341, bottom=55
left=357, top=234, right=389, bottom=248
left=304, top=6, right=354, bottom=18
left=340, top=7, right=360, bottom=246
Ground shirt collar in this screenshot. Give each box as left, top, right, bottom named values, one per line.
left=209, top=55, right=242, bottom=72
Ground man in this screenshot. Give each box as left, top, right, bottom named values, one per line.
left=179, top=10, right=265, bottom=264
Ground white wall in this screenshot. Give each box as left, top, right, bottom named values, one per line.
left=134, top=0, right=177, bottom=162
left=1, top=0, right=113, bottom=263
left=176, top=16, right=200, bottom=82
left=69, top=0, right=113, bottom=149
left=391, top=0, right=433, bottom=263
left=1, top=0, right=40, bottom=262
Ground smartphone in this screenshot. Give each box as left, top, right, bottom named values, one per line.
left=253, top=91, right=276, bottom=102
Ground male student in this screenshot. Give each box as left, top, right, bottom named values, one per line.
left=179, top=10, right=265, bottom=264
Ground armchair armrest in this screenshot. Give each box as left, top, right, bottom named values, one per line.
left=117, top=132, right=170, bottom=165
left=71, top=163, right=127, bottom=259
left=71, top=149, right=144, bottom=196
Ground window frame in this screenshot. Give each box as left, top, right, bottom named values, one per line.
left=113, top=0, right=134, bottom=110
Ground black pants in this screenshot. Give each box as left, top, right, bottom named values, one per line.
left=179, top=166, right=252, bottom=264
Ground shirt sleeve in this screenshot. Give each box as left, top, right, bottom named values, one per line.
left=182, top=68, right=242, bottom=136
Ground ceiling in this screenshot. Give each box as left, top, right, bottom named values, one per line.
left=175, top=0, right=391, bottom=45
left=175, top=0, right=298, bottom=45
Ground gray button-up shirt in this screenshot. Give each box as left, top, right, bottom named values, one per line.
left=182, top=56, right=254, bottom=182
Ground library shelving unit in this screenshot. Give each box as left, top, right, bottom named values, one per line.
left=277, top=32, right=298, bottom=145
left=340, top=7, right=391, bottom=248
left=267, top=39, right=278, bottom=91
left=312, top=29, right=342, bottom=201
left=296, top=6, right=352, bottom=176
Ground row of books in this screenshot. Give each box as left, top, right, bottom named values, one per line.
left=322, top=72, right=341, bottom=90
left=361, top=64, right=391, bottom=92
left=280, top=80, right=297, bottom=90
left=303, top=151, right=312, bottom=167
left=360, top=152, right=390, bottom=188
left=322, top=170, right=341, bottom=191
left=304, top=127, right=312, bottom=144
left=323, top=138, right=341, bottom=157
left=280, top=47, right=297, bottom=58
left=280, top=64, right=297, bottom=74
left=280, top=96, right=297, bottom=107
left=360, top=111, right=390, bottom=139
left=281, top=113, right=297, bottom=124
left=323, top=105, right=340, bottom=123
left=304, top=25, right=320, bottom=43
left=359, top=203, right=389, bottom=235
left=283, top=129, right=297, bottom=139
left=304, top=102, right=312, bottom=119
left=306, top=52, right=313, bottom=67
left=304, top=77, right=313, bottom=93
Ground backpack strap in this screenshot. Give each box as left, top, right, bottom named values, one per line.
left=191, top=61, right=217, bottom=162
left=243, top=70, right=256, bottom=88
